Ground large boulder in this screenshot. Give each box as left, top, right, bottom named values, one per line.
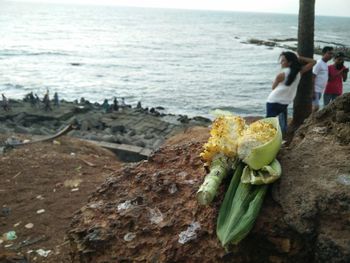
left=271, top=93, right=350, bottom=262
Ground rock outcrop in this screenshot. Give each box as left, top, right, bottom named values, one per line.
left=0, top=100, right=211, bottom=151
left=68, top=94, right=350, bottom=262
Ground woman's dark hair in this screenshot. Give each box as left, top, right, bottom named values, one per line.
left=280, top=51, right=302, bottom=86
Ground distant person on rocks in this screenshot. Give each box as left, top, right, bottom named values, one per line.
left=53, top=92, right=60, bottom=107
left=266, top=51, right=316, bottom=135
left=29, top=92, right=36, bottom=106
left=120, top=97, right=131, bottom=108
left=112, top=97, right=119, bottom=111
left=80, top=97, right=85, bottom=104
left=1, top=94, right=10, bottom=111
left=121, top=97, right=126, bottom=107
left=136, top=101, right=142, bottom=109
left=323, top=52, right=348, bottom=106
left=102, top=99, right=110, bottom=113
left=43, top=90, right=52, bottom=111
left=35, top=94, right=40, bottom=104
left=24, top=92, right=36, bottom=106
left=23, top=92, right=30, bottom=102
left=312, top=46, right=334, bottom=112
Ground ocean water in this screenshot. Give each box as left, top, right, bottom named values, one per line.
left=1, top=2, right=350, bottom=118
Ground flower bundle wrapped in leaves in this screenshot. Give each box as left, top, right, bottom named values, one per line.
left=197, top=115, right=283, bottom=246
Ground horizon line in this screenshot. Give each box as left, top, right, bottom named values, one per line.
left=5, top=0, right=350, bottom=18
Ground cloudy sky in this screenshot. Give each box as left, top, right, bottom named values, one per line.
left=8, top=0, right=350, bottom=17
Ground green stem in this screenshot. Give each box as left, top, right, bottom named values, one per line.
left=196, top=156, right=231, bottom=205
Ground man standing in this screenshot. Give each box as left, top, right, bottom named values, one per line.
left=323, top=52, right=349, bottom=106
left=312, top=46, right=334, bottom=112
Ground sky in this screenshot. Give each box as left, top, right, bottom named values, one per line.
left=8, top=0, right=350, bottom=17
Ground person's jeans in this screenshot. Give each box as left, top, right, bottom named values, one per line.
left=266, top=102, right=288, bottom=135
left=323, top=93, right=339, bottom=106
left=312, top=92, right=322, bottom=106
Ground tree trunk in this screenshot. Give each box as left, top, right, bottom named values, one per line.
left=290, top=0, right=315, bottom=133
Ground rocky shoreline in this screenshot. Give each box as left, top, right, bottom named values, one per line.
left=243, top=37, right=350, bottom=60
left=0, top=98, right=211, bottom=153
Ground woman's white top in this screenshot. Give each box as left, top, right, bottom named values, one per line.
left=267, top=67, right=301, bottom=105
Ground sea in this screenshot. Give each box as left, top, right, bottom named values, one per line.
left=1, top=1, right=350, bottom=118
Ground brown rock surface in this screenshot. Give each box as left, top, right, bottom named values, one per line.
left=272, top=94, right=350, bottom=262
left=68, top=95, right=350, bottom=262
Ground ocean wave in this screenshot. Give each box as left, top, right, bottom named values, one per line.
left=214, top=106, right=255, bottom=115
left=2, top=83, right=25, bottom=89
left=0, top=49, right=69, bottom=57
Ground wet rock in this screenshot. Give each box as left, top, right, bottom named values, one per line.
left=80, top=120, right=92, bottom=131
left=315, top=237, right=349, bottom=263
left=13, top=112, right=27, bottom=124
left=39, top=127, right=51, bottom=135
left=120, top=137, right=132, bottom=145
left=0, top=126, right=9, bottom=133
left=177, top=115, right=189, bottom=123
left=144, top=134, right=154, bottom=140
left=103, top=127, right=112, bottom=134
left=335, top=110, right=350, bottom=123
left=128, top=130, right=136, bottom=137
left=192, top=116, right=211, bottom=124
left=83, top=134, right=100, bottom=141
left=135, top=140, right=146, bottom=148
left=13, top=126, right=29, bottom=134
left=101, top=135, right=116, bottom=143
left=111, top=125, right=126, bottom=133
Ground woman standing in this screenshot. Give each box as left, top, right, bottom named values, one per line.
left=266, top=51, right=316, bottom=134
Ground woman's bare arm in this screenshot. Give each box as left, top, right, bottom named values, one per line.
left=272, top=72, right=285, bottom=90
left=299, top=56, right=316, bottom=75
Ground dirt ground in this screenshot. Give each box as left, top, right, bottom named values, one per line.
left=0, top=127, right=211, bottom=263
left=0, top=136, right=122, bottom=263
